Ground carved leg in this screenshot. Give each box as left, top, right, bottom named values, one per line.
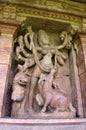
left=40, top=95, right=51, bottom=113
left=28, top=65, right=41, bottom=113
left=28, top=77, right=38, bottom=112
left=11, top=102, right=21, bottom=117
left=69, top=103, right=76, bottom=113
left=36, top=93, right=44, bottom=106
left=40, top=103, right=47, bottom=113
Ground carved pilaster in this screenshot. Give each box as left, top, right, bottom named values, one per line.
left=76, top=33, right=86, bottom=117
left=0, top=21, right=20, bottom=117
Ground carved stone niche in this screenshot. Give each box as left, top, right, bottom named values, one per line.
left=4, top=17, right=83, bottom=119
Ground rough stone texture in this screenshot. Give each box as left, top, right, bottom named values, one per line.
left=72, top=0, right=86, bottom=3
left=69, top=47, right=83, bottom=117
left=0, top=23, right=17, bottom=117
left=0, top=124, right=86, bottom=130
left=80, top=35, right=86, bottom=66
left=0, top=35, right=13, bottom=64
left=78, top=34, right=86, bottom=117
left=77, top=45, right=84, bottom=67
left=80, top=72, right=86, bottom=117
left=78, top=62, right=85, bottom=75
left=0, top=25, right=18, bottom=35
left=0, top=118, right=86, bottom=130
left=0, top=64, right=9, bottom=116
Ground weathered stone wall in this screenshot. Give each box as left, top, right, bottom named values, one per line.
left=0, top=23, right=18, bottom=117
left=77, top=34, right=86, bottom=117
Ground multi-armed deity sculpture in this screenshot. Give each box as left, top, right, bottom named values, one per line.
left=11, top=25, right=76, bottom=118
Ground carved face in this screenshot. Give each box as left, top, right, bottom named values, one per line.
left=11, top=71, right=29, bottom=101
left=38, top=30, right=50, bottom=46
left=18, top=77, right=28, bottom=86
left=60, top=31, right=67, bottom=42
left=13, top=71, right=28, bottom=87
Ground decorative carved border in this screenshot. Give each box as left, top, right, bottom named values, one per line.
left=0, top=3, right=82, bottom=26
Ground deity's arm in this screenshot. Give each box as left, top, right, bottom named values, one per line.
left=56, top=50, right=67, bottom=60
left=24, top=32, right=31, bottom=50
left=18, top=35, right=33, bottom=58
left=16, top=47, right=26, bottom=62
left=36, top=47, right=42, bottom=52
left=20, top=47, right=33, bottom=58
left=28, top=32, right=42, bottom=69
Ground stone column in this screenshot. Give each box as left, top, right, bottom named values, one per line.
left=77, top=33, right=86, bottom=117
left=0, top=23, right=19, bottom=117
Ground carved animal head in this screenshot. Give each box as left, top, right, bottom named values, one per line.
left=13, top=71, right=28, bottom=87
left=60, top=31, right=72, bottom=49
left=11, top=71, right=29, bottom=101
left=60, top=31, right=67, bottom=41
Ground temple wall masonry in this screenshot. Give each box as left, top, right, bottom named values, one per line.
left=0, top=25, right=17, bottom=116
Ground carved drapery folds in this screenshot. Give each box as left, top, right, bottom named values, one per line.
left=11, top=25, right=76, bottom=118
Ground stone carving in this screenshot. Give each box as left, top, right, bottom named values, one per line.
left=11, top=25, right=76, bottom=118
left=36, top=67, right=76, bottom=114
left=11, top=70, right=30, bottom=117
left=0, top=3, right=82, bottom=24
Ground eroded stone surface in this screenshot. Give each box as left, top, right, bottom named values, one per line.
left=0, top=64, right=9, bottom=116
left=0, top=35, right=13, bottom=64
